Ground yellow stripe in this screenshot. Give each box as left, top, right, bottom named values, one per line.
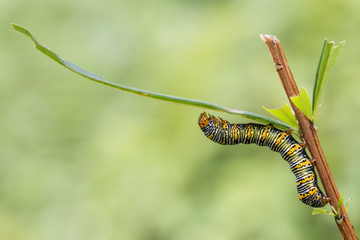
left=296, top=173, right=315, bottom=186
left=233, top=124, right=238, bottom=141
left=298, top=187, right=318, bottom=200
left=286, top=144, right=302, bottom=155
left=290, top=160, right=312, bottom=171
left=273, top=132, right=287, bottom=147
left=246, top=125, right=253, bottom=142
left=261, top=125, right=269, bottom=142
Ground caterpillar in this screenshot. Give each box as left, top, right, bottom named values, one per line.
left=198, top=112, right=330, bottom=207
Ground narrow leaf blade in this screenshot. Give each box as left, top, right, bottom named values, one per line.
left=312, top=39, right=345, bottom=123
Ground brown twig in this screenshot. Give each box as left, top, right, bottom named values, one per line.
left=261, top=34, right=357, bottom=240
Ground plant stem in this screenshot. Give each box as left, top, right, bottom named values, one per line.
left=261, top=34, right=357, bottom=240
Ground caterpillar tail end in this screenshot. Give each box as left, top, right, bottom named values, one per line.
left=298, top=188, right=330, bottom=207
left=323, top=197, right=331, bottom=205
left=314, top=196, right=330, bottom=207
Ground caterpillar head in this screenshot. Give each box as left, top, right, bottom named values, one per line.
left=198, top=112, right=209, bottom=128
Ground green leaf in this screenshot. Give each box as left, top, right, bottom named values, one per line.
left=311, top=208, right=335, bottom=216
left=344, top=198, right=351, bottom=212
left=12, top=23, right=293, bottom=131
left=312, top=39, right=345, bottom=124
left=263, top=104, right=299, bottom=131
left=290, top=88, right=313, bottom=121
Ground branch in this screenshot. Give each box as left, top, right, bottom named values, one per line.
left=261, top=34, right=357, bottom=240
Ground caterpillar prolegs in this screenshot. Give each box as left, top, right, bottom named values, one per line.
left=198, top=112, right=330, bottom=207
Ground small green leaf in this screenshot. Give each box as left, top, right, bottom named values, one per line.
left=311, top=208, right=335, bottom=216
left=290, top=88, right=313, bottom=121
left=263, top=104, right=299, bottom=131
left=311, top=208, right=328, bottom=215
left=312, top=39, right=345, bottom=124
left=344, top=198, right=351, bottom=212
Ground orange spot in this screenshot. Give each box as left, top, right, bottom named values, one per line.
left=222, top=119, right=228, bottom=129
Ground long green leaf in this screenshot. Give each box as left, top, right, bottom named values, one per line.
left=312, top=39, right=344, bottom=123
left=12, top=23, right=293, bottom=131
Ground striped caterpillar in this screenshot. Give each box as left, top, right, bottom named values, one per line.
left=198, top=112, right=330, bottom=207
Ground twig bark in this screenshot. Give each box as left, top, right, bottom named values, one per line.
left=261, top=34, right=357, bottom=240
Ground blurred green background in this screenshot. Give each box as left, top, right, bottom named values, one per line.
left=1, top=0, right=360, bottom=239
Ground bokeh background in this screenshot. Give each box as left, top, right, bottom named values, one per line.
left=2, top=0, right=360, bottom=239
